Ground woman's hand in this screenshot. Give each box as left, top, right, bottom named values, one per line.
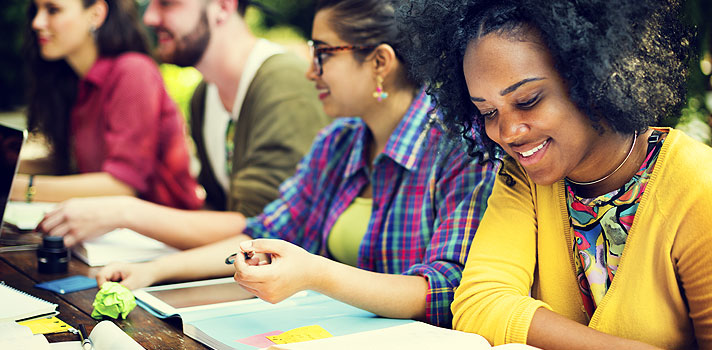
left=233, top=239, right=321, bottom=303
left=38, top=196, right=133, bottom=247
left=96, top=261, right=160, bottom=290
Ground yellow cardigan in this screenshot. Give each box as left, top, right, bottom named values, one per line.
left=452, top=128, right=712, bottom=349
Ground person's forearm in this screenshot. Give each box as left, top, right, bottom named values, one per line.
left=17, top=156, right=55, bottom=175
left=311, top=256, right=428, bottom=320
left=10, top=173, right=135, bottom=202
left=117, top=198, right=247, bottom=249
left=150, top=234, right=253, bottom=284
left=528, top=308, right=663, bottom=350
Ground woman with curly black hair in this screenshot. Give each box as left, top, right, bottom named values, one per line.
left=398, top=0, right=711, bottom=348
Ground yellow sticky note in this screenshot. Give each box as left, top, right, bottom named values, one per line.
left=266, top=325, right=333, bottom=344
left=18, top=316, right=74, bottom=335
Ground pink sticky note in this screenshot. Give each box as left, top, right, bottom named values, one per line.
left=236, top=330, right=284, bottom=348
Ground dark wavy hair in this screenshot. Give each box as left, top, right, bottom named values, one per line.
left=396, top=0, right=693, bottom=158
left=315, top=0, right=417, bottom=84
left=24, top=0, right=150, bottom=174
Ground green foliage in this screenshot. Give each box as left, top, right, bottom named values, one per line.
left=159, top=64, right=202, bottom=122
left=247, top=7, right=305, bottom=42
left=253, top=0, right=316, bottom=38
left=671, top=0, right=712, bottom=144
left=681, top=0, right=711, bottom=110
left=0, top=0, right=28, bottom=111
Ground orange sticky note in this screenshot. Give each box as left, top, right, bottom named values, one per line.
left=266, top=325, right=333, bottom=344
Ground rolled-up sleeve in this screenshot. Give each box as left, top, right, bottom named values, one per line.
left=404, top=150, right=498, bottom=327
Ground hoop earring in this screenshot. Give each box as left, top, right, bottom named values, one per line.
left=372, top=76, right=388, bottom=101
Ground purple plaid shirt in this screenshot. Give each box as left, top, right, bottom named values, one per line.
left=244, top=89, right=497, bottom=327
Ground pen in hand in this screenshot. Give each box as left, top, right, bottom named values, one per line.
left=225, top=252, right=251, bottom=265
left=225, top=250, right=271, bottom=266
left=78, top=323, right=94, bottom=350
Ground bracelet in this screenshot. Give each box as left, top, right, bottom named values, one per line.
left=25, top=175, right=36, bottom=203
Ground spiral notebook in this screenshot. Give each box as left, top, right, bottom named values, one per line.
left=0, top=281, right=58, bottom=322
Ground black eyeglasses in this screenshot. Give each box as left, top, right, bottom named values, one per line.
left=307, top=40, right=377, bottom=76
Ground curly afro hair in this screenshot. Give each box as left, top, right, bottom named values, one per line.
left=396, top=0, right=694, bottom=157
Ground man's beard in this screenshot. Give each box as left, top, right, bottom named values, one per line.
left=162, top=11, right=210, bottom=67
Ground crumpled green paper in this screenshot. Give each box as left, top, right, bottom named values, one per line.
left=91, top=282, right=136, bottom=319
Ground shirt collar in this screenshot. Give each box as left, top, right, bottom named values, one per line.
left=381, top=87, right=433, bottom=171
left=343, top=122, right=370, bottom=177
left=82, top=56, right=114, bottom=87
left=343, top=87, right=435, bottom=177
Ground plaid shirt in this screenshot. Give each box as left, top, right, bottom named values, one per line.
left=244, top=89, right=497, bottom=327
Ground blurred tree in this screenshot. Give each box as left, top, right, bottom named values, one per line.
left=0, top=0, right=28, bottom=111
left=682, top=0, right=711, bottom=99
left=668, top=0, right=712, bottom=144
left=256, top=0, right=316, bottom=38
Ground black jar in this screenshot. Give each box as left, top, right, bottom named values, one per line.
left=37, top=236, right=70, bottom=273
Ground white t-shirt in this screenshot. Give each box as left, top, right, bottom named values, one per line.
left=202, top=39, right=285, bottom=192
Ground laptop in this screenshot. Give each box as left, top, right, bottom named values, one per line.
left=0, top=121, right=27, bottom=232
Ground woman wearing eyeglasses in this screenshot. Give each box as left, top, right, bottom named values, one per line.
left=97, top=0, right=497, bottom=327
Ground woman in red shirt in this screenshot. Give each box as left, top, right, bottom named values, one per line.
left=14, top=0, right=203, bottom=210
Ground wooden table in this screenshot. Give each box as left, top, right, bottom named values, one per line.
left=0, top=249, right=209, bottom=349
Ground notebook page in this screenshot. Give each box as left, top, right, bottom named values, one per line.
left=0, top=282, right=58, bottom=322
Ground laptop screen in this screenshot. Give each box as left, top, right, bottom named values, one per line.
left=0, top=122, right=26, bottom=225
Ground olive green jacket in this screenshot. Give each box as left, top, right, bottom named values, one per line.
left=190, top=53, right=329, bottom=216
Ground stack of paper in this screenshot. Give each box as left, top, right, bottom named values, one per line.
left=71, top=228, right=178, bottom=267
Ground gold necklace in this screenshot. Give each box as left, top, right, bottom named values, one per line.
left=566, top=131, right=638, bottom=186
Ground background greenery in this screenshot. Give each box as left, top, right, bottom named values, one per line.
left=1, top=0, right=710, bottom=143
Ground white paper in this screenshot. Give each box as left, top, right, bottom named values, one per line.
left=266, top=322, right=540, bottom=350
left=0, top=283, right=58, bottom=322
left=49, top=341, right=81, bottom=350
left=72, top=228, right=178, bottom=267
left=4, top=201, right=56, bottom=230
left=89, top=321, right=145, bottom=350
left=0, top=321, right=50, bottom=350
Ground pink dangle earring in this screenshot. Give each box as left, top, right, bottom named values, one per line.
left=373, top=76, right=388, bottom=101
left=89, top=24, right=97, bottom=40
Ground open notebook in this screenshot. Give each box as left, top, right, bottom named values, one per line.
left=266, top=322, right=541, bottom=350
left=0, top=320, right=145, bottom=350
left=0, top=281, right=58, bottom=322
left=135, top=278, right=412, bottom=350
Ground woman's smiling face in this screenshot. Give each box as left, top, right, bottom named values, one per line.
left=463, top=31, right=607, bottom=186
left=32, top=0, right=97, bottom=62
left=305, top=9, right=375, bottom=119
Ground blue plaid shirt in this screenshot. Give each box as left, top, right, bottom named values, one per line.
left=244, top=89, right=497, bottom=326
